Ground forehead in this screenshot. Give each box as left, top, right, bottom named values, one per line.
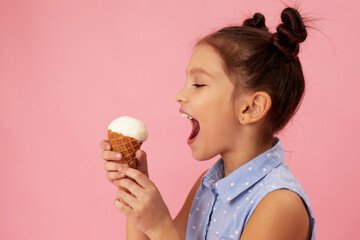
left=186, top=44, right=225, bottom=76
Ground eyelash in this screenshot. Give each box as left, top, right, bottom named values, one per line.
left=192, top=83, right=205, bottom=88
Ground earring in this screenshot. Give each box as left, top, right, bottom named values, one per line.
left=240, top=117, right=244, bottom=121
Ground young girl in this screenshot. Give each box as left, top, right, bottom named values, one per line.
left=100, top=7, right=315, bottom=240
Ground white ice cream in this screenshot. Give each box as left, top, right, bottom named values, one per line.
left=108, top=116, right=148, bottom=142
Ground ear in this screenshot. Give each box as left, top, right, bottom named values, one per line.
left=238, top=91, right=272, bottom=124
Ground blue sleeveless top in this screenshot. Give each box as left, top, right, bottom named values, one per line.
left=186, top=138, right=316, bottom=240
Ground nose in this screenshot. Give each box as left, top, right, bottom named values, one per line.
left=175, top=88, right=187, bottom=103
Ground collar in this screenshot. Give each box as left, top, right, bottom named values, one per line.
left=201, top=138, right=284, bottom=204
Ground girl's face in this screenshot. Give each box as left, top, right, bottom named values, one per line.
left=175, top=44, right=242, bottom=160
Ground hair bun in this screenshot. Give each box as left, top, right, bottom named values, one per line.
left=243, top=13, right=269, bottom=31
left=272, top=8, right=307, bottom=57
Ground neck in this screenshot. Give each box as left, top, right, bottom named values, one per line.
left=220, top=134, right=273, bottom=177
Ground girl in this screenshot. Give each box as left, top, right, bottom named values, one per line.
left=100, top=7, right=315, bottom=240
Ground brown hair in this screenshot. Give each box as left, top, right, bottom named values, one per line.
left=196, top=7, right=308, bottom=143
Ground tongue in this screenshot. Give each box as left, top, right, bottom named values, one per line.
left=189, top=119, right=200, bottom=140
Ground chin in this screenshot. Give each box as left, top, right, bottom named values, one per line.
left=191, top=150, right=217, bottom=161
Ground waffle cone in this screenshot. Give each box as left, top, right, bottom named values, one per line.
left=108, top=130, right=142, bottom=204
left=108, top=130, right=142, bottom=168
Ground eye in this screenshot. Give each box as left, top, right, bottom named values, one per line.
left=192, top=83, right=205, bottom=88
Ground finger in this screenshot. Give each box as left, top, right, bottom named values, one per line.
left=114, top=178, right=144, bottom=197
left=136, top=150, right=147, bottom=162
left=101, top=151, right=122, bottom=161
left=107, top=171, right=125, bottom=181
left=104, top=161, right=123, bottom=172
left=118, top=165, right=153, bottom=189
left=117, top=189, right=137, bottom=208
left=114, top=198, right=132, bottom=216
left=135, top=150, right=149, bottom=176
left=99, top=140, right=111, bottom=150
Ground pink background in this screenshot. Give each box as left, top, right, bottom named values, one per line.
left=1, top=0, right=359, bottom=239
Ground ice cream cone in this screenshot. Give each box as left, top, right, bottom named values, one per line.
left=107, top=116, right=148, bottom=205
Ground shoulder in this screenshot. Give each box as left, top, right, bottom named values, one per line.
left=240, top=189, right=310, bottom=240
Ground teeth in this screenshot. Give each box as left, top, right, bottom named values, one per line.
left=181, top=113, right=193, bottom=120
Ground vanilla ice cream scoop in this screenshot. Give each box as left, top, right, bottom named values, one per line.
left=108, top=116, right=148, bottom=142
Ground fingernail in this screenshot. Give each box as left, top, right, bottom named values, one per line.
left=119, top=173, right=125, bottom=178
left=115, top=153, right=121, bottom=159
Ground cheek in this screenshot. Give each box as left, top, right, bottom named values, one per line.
left=200, top=105, right=238, bottom=148
left=199, top=109, right=233, bottom=142
left=194, top=86, right=236, bottom=131
left=201, top=97, right=235, bottom=124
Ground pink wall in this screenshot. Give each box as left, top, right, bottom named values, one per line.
left=1, top=0, right=359, bottom=239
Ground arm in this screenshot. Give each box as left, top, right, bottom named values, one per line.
left=125, top=156, right=207, bottom=239
left=114, top=167, right=209, bottom=240
left=174, top=170, right=208, bottom=239
left=101, top=140, right=208, bottom=239
left=240, top=189, right=311, bottom=240
left=128, top=169, right=208, bottom=239
left=127, top=219, right=149, bottom=240
left=114, top=166, right=183, bottom=240
left=100, top=140, right=149, bottom=240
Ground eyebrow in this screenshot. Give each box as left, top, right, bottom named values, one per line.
left=186, top=68, right=214, bottom=78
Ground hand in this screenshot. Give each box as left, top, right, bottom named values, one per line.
left=99, top=139, right=149, bottom=187
left=114, top=166, right=174, bottom=237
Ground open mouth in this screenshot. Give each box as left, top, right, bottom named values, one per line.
left=181, top=113, right=200, bottom=141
